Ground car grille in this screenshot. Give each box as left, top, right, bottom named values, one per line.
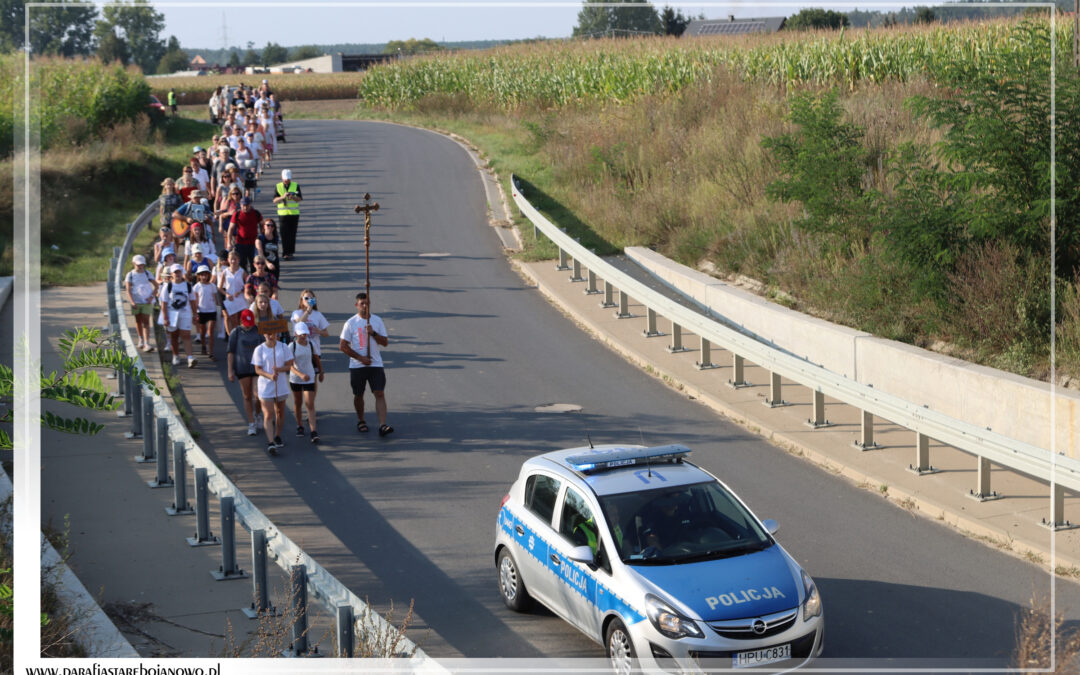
left=690, top=628, right=818, bottom=663
left=707, top=608, right=798, bottom=640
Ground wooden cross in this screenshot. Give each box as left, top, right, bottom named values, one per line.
left=353, top=193, right=380, bottom=303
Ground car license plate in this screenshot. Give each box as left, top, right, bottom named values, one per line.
left=733, top=644, right=790, bottom=668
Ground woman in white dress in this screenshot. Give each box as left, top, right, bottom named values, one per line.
left=217, top=250, right=248, bottom=333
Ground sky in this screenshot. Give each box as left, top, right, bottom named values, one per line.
left=125, top=1, right=916, bottom=48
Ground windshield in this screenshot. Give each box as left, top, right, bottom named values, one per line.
left=597, top=480, right=772, bottom=565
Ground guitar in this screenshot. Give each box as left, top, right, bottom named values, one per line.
left=171, top=215, right=191, bottom=238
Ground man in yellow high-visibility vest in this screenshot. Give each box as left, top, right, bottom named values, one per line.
left=274, top=169, right=303, bottom=260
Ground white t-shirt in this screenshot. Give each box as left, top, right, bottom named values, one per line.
left=251, top=341, right=291, bottom=399
left=126, top=269, right=156, bottom=304
left=340, top=313, right=387, bottom=369
left=250, top=298, right=284, bottom=317
left=290, top=309, right=329, bottom=355
left=193, top=281, right=218, bottom=313
left=192, top=168, right=210, bottom=193
left=288, top=339, right=316, bottom=384
left=185, top=237, right=216, bottom=261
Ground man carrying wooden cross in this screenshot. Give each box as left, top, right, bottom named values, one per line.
left=339, top=293, right=393, bottom=437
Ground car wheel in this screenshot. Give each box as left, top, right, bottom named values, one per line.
left=605, top=617, right=637, bottom=675
left=497, top=548, right=532, bottom=611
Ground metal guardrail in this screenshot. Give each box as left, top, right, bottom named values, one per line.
left=511, top=174, right=1080, bottom=520
left=110, top=203, right=443, bottom=667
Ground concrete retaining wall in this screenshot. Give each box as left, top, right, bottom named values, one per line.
left=627, top=246, right=1079, bottom=457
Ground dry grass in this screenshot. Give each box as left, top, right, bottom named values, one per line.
left=1014, top=594, right=1080, bottom=672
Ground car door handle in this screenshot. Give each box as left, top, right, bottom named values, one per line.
left=549, top=553, right=561, bottom=566
left=515, top=525, right=524, bottom=536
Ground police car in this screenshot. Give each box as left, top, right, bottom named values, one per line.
left=494, top=444, right=824, bottom=673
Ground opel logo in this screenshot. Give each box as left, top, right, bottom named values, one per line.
left=751, top=619, right=767, bottom=635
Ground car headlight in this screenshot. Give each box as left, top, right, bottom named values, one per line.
left=645, top=594, right=703, bottom=640
left=801, top=570, right=822, bottom=621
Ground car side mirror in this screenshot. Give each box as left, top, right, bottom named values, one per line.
left=567, top=545, right=595, bottom=565
left=762, top=519, right=779, bottom=535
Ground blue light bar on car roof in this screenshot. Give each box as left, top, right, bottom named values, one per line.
left=566, top=445, right=692, bottom=474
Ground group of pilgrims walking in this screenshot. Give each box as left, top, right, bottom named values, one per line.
left=124, top=81, right=393, bottom=456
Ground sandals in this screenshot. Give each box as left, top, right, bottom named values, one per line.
left=357, top=420, right=369, bottom=433
left=378, top=424, right=394, bottom=437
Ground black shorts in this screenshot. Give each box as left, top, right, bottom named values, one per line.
left=234, top=372, right=255, bottom=380
left=350, top=367, right=386, bottom=395
left=198, top=311, right=217, bottom=324
left=290, top=381, right=316, bottom=392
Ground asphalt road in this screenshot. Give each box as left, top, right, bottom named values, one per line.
left=196, top=119, right=1079, bottom=665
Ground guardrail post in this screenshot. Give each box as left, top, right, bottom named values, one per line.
left=285, top=564, right=310, bottom=656
left=643, top=308, right=663, bottom=337
left=118, top=370, right=132, bottom=418
left=570, top=242, right=585, bottom=282
left=601, top=281, right=616, bottom=309
left=136, top=394, right=155, bottom=461
left=616, top=290, right=632, bottom=319
left=337, top=605, right=355, bottom=658
left=697, top=338, right=718, bottom=370
left=907, top=432, right=939, bottom=475
left=557, top=246, right=574, bottom=272
left=805, top=390, right=832, bottom=429
left=212, top=497, right=247, bottom=580
left=764, top=372, right=787, bottom=407
left=727, top=353, right=749, bottom=387
left=187, top=468, right=220, bottom=547
left=125, top=379, right=142, bottom=438
left=667, top=322, right=689, bottom=353
left=243, top=529, right=276, bottom=618
left=148, top=418, right=173, bottom=487
left=967, top=457, right=1001, bottom=502
left=586, top=269, right=601, bottom=295
left=854, top=410, right=880, bottom=450
left=1041, top=485, right=1080, bottom=530
left=166, top=442, right=194, bottom=515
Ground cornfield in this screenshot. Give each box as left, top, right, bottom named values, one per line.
left=359, top=16, right=1073, bottom=110
left=148, top=72, right=368, bottom=104
left=0, top=55, right=149, bottom=157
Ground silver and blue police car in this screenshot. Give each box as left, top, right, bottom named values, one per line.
left=494, top=444, right=824, bottom=673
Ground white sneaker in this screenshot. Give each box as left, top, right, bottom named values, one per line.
left=172, top=355, right=181, bottom=366
left=188, top=356, right=197, bottom=368
left=193, top=334, right=201, bottom=344
left=247, top=423, right=257, bottom=436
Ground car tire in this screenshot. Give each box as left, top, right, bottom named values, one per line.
left=497, top=548, right=532, bottom=612
left=605, top=617, right=637, bottom=675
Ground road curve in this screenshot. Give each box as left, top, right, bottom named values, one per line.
left=182, top=119, right=1079, bottom=664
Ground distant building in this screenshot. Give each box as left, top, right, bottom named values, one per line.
left=683, top=15, right=786, bottom=37
left=263, top=53, right=397, bottom=74
left=189, top=54, right=210, bottom=71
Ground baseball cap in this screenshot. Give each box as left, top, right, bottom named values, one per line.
left=262, top=79, right=268, bottom=84
left=196, top=265, right=211, bottom=274
left=192, top=243, right=204, bottom=254
left=132, top=254, right=146, bottom=265
left=170, top=263, right=183, bottom=273
left=294, top=322, right=310, bottom=335
left=281, top=169, right=291, bottom=180
left=225, top=163, right=237, bottom=170
left=161, top=247, right=175, bottom=258
left=240, top=309, right=255, bottom=327
left=193, top=146, right=203, bottom=153
left=240, top=196, right=252, bottom=205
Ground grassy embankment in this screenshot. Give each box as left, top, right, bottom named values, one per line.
left=342, top=17, right=1080, bottom=383
left=0, top=55, right=216, bottom=285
